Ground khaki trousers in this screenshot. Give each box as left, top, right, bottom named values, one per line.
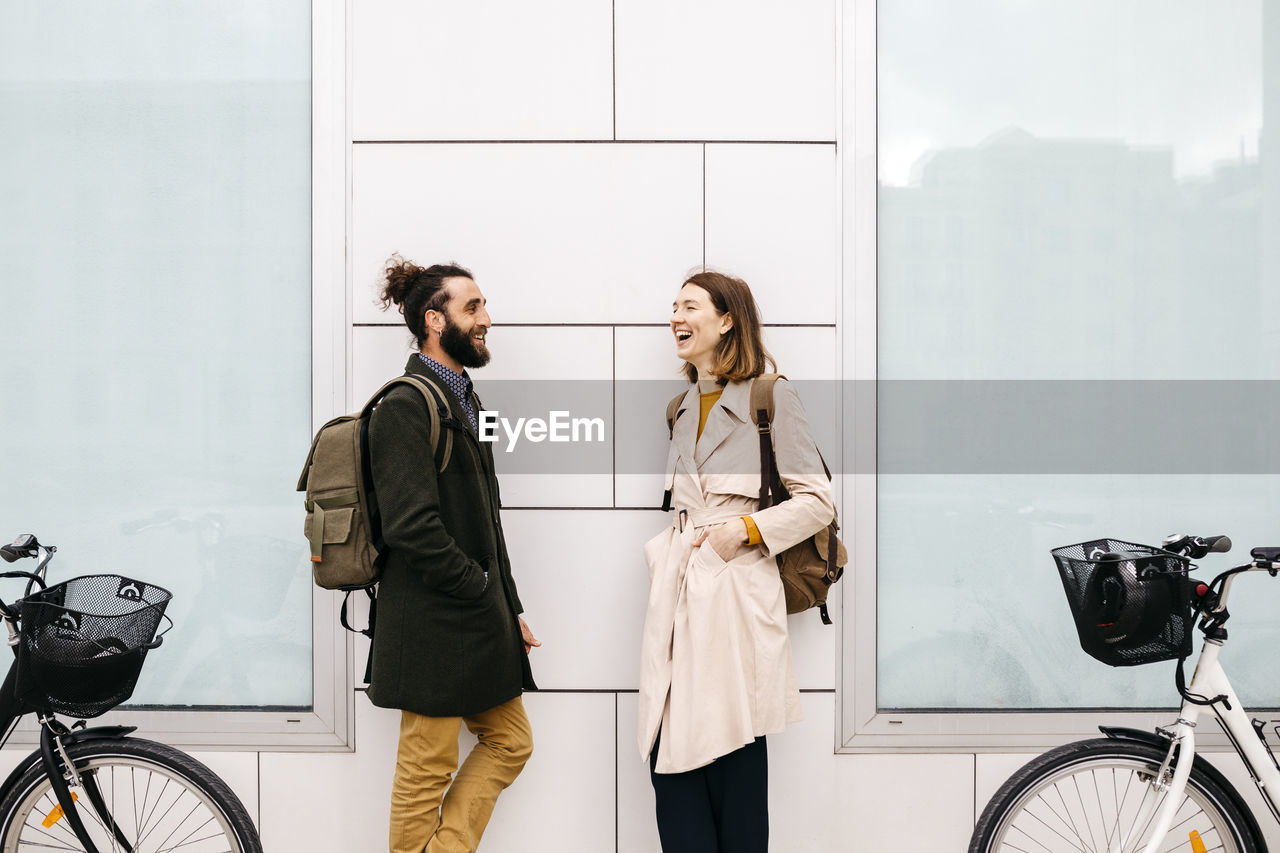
left=389, top=695, right=533, bottom=853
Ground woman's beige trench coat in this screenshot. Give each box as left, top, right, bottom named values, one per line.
left=638, top=377, right=835, bottom=774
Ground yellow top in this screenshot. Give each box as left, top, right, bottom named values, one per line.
left=697, top=390, right=762, bottom=546
left=696, top=390, right=721, bottom=439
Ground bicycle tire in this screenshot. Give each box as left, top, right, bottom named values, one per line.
left=970, top=737, right=1261, bottom=853
left=0, top=737, right=262, bottom=853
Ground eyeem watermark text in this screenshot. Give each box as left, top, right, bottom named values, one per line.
left=479, top=410, right=606, bottom=453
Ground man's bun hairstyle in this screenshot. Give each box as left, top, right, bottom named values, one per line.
left=378, top=254, right=474, bottom=349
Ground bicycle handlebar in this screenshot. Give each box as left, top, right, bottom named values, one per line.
left=1162, top=533, right=1232, bottom=559
left=0, top=536, right=54, bottom=624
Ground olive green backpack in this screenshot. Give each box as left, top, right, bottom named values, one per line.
left=297, top=374, right=459, bottom=592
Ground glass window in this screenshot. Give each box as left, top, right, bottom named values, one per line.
left=0, top=2, right=313, bottom=710
left=872, top=0, right=1280, bottom=715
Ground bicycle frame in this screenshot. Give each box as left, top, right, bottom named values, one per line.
left=1124, top=566, right=1280, bottom=853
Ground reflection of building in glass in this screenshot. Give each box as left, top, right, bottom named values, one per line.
left=880, top=127, right=1263, bottom=377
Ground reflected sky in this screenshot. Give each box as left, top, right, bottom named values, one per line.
left=879, top=0, right=1263, bottom=186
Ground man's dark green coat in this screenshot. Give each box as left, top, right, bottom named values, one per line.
left=365, top=356, right=535, bottom=717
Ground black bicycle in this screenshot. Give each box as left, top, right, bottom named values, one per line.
left=0, top=533, right=262, bottom=853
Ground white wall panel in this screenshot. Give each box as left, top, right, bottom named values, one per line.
left=789, top=602, right=838, bottom=689
left=616, top=693, right=658, bottom=853
left=474, top=325, right=614, bottom=507
left=352, top=144, right=703, bottom=325
left=771, top=693, right=841, bottom=851
left=613, top=326, right=686, bottom=508
left=614, top=326, right=685, bottom=383
left=501, top=510, right=655, bottom=689
left=615, top=0, right=837, bottom=141
left=477, top=692, right=617, bottom=852
left=352, top=0, right=613, bottom=141
left=705, top=144, right=839, bottom=325
left=353, top=325, right=615, bottom=507
left=473, top=326, right=614, bottom=381
left=762, top=326, right=839, bottom=381
left=838, top=752, right=975, bottom=853
left=352, top=325, right=418, bottom=404
left=259, top=699, right=400, bottom=851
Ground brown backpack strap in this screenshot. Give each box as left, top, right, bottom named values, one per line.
left=665, top=392, right=686, bottom=439
left=750, top=375, right=785, bottom=508
left=749, top=374, right=783, bottom=428
left=661, top=390, right=690, bottom=512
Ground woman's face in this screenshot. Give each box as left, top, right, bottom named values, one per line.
left=671, top=283, right=731, bottom=374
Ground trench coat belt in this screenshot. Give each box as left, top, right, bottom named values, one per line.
left=671, top=506, right=749, bottom=533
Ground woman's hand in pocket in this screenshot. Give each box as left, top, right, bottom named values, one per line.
left=693, top=521, right=750, bottom=562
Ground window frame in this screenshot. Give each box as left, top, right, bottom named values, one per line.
left=835, top=0, right=1246, bottom=753
left=2, top=0, right=355, bottom=753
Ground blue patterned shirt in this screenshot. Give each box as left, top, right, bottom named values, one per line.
left=417, top=353, right=478, bottom=432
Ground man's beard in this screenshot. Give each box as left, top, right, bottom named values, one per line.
left=440, top=317, right=491, bottom=368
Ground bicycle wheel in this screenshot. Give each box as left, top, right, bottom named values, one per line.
left=970, top=738, right=1260, bottom=853
left=0, top=737, right=261, bottom=852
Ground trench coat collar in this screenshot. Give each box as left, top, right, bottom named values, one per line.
left=670, top=386, right=700, bottom=472
left=692, top=378, right=752, bottom=467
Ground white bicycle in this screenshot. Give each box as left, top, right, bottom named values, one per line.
left=970, top=533, right=1280, bottom=853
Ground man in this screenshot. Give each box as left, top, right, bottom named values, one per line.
left=367, top=255, right=539, bottom=853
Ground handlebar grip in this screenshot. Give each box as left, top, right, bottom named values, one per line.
left=1205, top=535, right=1232, bottom=554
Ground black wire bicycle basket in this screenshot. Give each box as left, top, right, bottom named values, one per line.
left=1051, top=539, right=1194, bottom=667
left=15, top=574, right=172, bottom=718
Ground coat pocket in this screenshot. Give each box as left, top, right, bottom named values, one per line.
left=691, top=543, right=731, bottom=578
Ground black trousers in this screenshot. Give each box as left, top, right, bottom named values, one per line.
left=649, top=734, right=769, bottom=853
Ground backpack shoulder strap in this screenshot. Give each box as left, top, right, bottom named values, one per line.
left=748, top=373, right=783, bottom=429
left=665, top=392, right=686, bottom=439
left=750, top=374, right=785, bottom=507
left=399, top=374, right=456, bottom=472
left=368, top=374, right=453, bottom=472
left=661, top=390, right=691, bottom=512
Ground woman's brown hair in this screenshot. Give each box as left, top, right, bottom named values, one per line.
left=680, top=270, right=776, bottom=383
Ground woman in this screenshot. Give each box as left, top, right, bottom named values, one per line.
left=637, top=270, right=836, bottom=852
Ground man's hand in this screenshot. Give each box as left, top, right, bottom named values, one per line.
left=519, top=617, right=541, bottom=654
left=693, top=521, right=750, bottom=562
